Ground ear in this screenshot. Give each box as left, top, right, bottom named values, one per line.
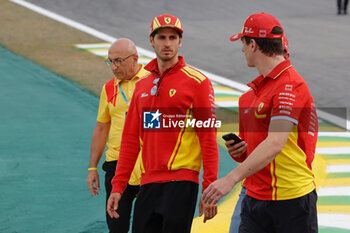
left=251, top=39, right=258, bottom=52
left=133, top=55, right=139, bottom=64
left=150, top=36, right=155, bottom=48
left=178, top=37, right=182, bottom=48
left=283, top=52, right=290, bottom=59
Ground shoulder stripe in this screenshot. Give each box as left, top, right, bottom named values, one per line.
left=181, top=66, right=207, bottom=84
left=272, top=65, right=293, bottom=79
left=105, top=78, right=117, bottom=103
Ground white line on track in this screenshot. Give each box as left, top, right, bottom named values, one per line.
left=327, top=165, right=350, bottom=174
left=213, top=89, right=242, bottom=95
left=216, top=102, right=239, bottom=108
left=75, top=43, right=110, bottom=49
left=318, top=214, right=350, bottom=230
left=318, top=132, right=350, bottom=137
left=316, top=147, right=350, bottom=155
left=318, top=186, right=350, bottom=196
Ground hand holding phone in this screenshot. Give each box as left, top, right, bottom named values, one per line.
left=222, top=133, right=247, bottom=160
left=222, top=133, right=242, bottom=146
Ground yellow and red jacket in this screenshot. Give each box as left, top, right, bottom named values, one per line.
left=111, top=56, right=219, bottom=194
left=236, top=59, right=318, bottom=200
left=97, top=64, right=149, bottom=185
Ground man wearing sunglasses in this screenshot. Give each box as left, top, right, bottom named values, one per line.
left=107, top=14, right=219, bottom=233
left=87, top=38, right=149, bottom=233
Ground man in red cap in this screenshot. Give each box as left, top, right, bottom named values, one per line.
left=107, top=14, right=219, bottom=233
left=228, top=34, right=291, bottom=233
left=202, top=13, right=318, bottom=233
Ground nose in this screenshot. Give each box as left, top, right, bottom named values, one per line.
left=164, top=38, right=171, bottom=47
left=111, top=63, right=120, bottom=72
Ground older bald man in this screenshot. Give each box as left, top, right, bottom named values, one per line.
left=87, top=38, right=149, bottom=233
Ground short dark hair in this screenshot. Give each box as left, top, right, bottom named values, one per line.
left=151, top=28, right=182, bottom=38
left=243, top=26, right=283, bottom=56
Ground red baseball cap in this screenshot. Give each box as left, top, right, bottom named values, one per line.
left=230, top=12, right=283, bottom=41
left=282, top=34, right=289, bottom=52
left=150, top=14, right=183, bottom=36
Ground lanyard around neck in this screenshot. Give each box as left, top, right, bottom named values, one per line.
left=118, top=83, right=128, bottom=103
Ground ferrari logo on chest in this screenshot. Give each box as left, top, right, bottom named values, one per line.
left=255, top=102, right=267, bottom=119
left=169, top=89, right=176, bottom=97
left=258, top=102, right=264, bottom=112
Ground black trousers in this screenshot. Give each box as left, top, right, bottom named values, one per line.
left=103, top=161, right=140, bottom=233
left=239, top=190, right=318, bottom=233
left=338, top=0, right=349, bottom=13
left=132, top=181, right=199, bottom=233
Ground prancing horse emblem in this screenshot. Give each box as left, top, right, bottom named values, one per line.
left=258, top=102, right=264, bottom=112
left=169, top=89, right=176, bottom=97
left=165, top=17, right=171, bottom=24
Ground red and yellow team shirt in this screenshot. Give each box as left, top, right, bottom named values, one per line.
left=97, top=64, right=149, bottom=185
left=111, top=57, right=219, bottom=194
left=238, top=59, right=318, bottom=201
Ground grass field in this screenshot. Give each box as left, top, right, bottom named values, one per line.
left=0, top=0, right=113, bottom=96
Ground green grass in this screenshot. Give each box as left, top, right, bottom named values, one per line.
left=319, top=226, right=350, bottom=233
left=318, top=196, right=350, bottom=206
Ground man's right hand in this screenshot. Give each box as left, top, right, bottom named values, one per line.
left=87, top=170, right=100, bottom=196
left=225, top=140, right=247, bottom=159
left=199, top=199, right=217, bottom=223
left=107, top=192, right=122, bottom=219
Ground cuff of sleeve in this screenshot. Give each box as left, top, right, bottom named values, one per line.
left=230, top=152, right=247, bottom=163
left=111, top=181, right=127, bottom=195
left=202, top=182, right=208, bottom=193
left=202, top=176, right=218, bottom=193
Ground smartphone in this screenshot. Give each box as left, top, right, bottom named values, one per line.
left=222, top=133, right=242, bottom=146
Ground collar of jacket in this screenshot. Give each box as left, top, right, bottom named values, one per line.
left=145, top=56, right=186, bottom=76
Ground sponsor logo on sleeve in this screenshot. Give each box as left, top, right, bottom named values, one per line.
left=285, top=84, right=293, bottom=91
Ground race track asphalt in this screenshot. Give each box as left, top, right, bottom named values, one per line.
left=25, top=0, right=350, bottom=112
